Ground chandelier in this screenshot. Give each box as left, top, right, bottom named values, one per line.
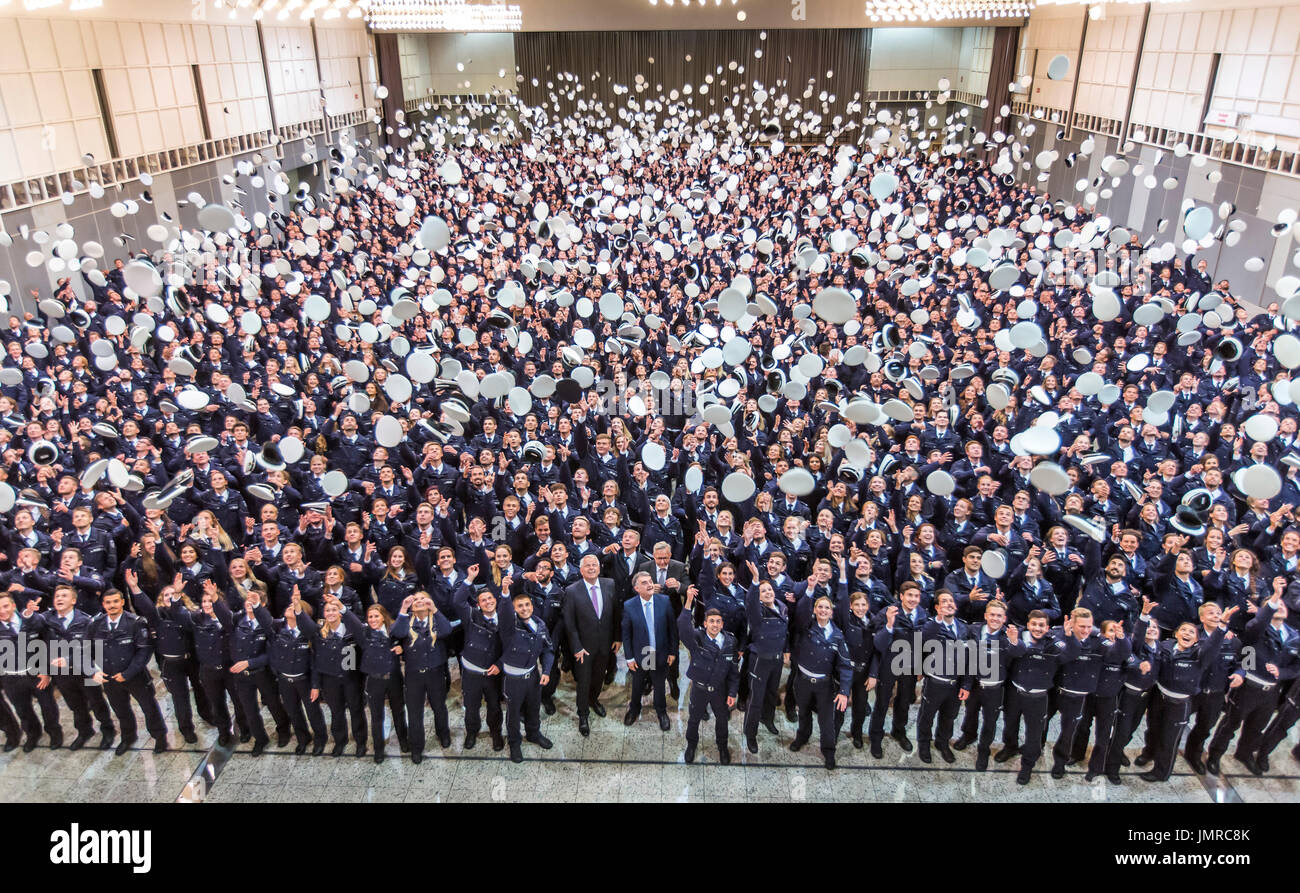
left=864, top=0, right=1030, bottom=21
left=365, top=0, right=523, bottom=30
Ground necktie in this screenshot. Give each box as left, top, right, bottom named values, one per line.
left=8, top=621, right=17, bottom=634
left=644, top=600, right=655, bottom=648
left=589, top=585, right=601, bottom=618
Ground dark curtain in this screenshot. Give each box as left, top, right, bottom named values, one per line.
left=374, top=32, right=408, bottom=150
left=514, top=29, right=870, bottom=142
left=982, top=25, right=1020, bottom=138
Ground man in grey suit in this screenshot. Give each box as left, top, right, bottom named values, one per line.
left=621, top=572, right=678, bottom=730
left=638, top=541, right=687, bottom=699
left=563, top=554, right=620, bottom=736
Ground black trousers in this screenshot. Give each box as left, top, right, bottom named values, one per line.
left=1148, top=690, right=1194, bottom=781
left=1105, top=686, right=1152, bottom=773
left=405, top=666, right=450, bottom=754
left=1208, top=681, right=1280, bottom=760
left=685, top=680, right=730, bottom=749
left=794, top=673, right=841, bottom=755
left=198, top=664, right=244, bottom=738
left=1051, top=690, right=1088, bottom=767
left=1184, top=689, right=1229, bottom=757
left=0, top=674, right=56, bottom=739
left=960, top=683, right=1005, bottom=753
left=461, top=668, right=503, bottom=736
left=1079, top=693, right=1119, bottom=776
left=0, top=692, right=17, bottom=741
left=319, top=672, right=367, bottom=745
left=572, top=647, right=610, bottom=718
left=51, top=675, right=114, bottom=737
left=540, top=626, right=568, bottom=702
left=159, top=656, right=212, bottom=736
left=834, top=664, right=871, bottom=739
left=869, top=671, right=917, bottom=741
left=744, top=655, right=784, bottom=738
left=364, top=672, right=408, bottom=752
left=626, top=660, right=668, bottom=719
left=1258, top=693, right=1300, bottom=757
left=276, top=673, right=328, bottom=743
left=916, top=676, right=962, bottom=746
left=232, top=668, right=290, bottom=744
left=1002, top=687, right=1049, bottom=770
left=503, top=670, right=542, bottom=746
left=103, top=674, right=168, bottom=742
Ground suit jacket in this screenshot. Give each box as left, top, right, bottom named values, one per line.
left=621, top=593, right=679, bottom=667
left=637, top=559, right=687, bottom=609
left=563, top=576, right=618, bottom=656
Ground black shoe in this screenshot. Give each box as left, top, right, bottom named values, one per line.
left=1120, top=753, right=1131, bottom=767
left=438, top=734, right=451, bottom=749
left=411, top=752, right=424, bottom=764
left=373, top=751, right=385, bottom=764
left=182, top=730, right=198, bottom=745
left=891, top=731, right=913, bottom=753
left=951, top=734, right=975, bottom=751
left=1084, top=771, right=1098, bottom=782
left=936, top=744, right=956, bottom=764
left=48, top=731, right=62, bottom=750
left=870, top=739, right=884, bottom=759
left=1016, top=766, right=1032, bottom=785
left=918, top=742, right=932, bottom=763
left=464, top=731, right=478, bottom=750
left=1240, top=755, right=1264, bottom=777
left=784, top=704, right=797, bottom=723
left=542, top=696, right=556, bottom=716
left=1050, top=761, right=1065, bottom=779
left=217, top=732, right=233, bottom=748
left=331, top=742, right=346, bottom=757
left=1258, top=754, right=1270, bottom=774
left=295, top=740, right=309, bottom=755
left=491, top=733, right=505, bottom=752
left=657, top=712, right=670, bottom=732
left=720, top=746, right=731, bottom=766
left=623, top=712, right=637, bottom=727
left=114, top=737, right=135, bottom=756
left=789, top=737, right=807, bottom=752
left=994, top=746, right=1020, bottom=763
left=684, top=743, right=696, bottom=763
left=277, top=731, right=292, bottom=748
left=590, top=701, right=606, bottom=718
left=1138, top=770, right=1163, bottom=783
left=1292, top=744, right=1300, bottom=763
left=1107, top=771, right=1123, bottom=785
left=1186, top=751, right=1206, bottom=775
left=975, top=750, right=989, bottom=772
left=2, top=739, right=16, bottom=753
left=153, top=739, right=168, bottom=754
left=355, top=742, right=367, bottom=758
left=1134, top=751, right=1153, bottom=768
left=1206, top=754, right=1222, bottom=776
left=746, top=735, right=759, bottom=754
left=668, top=681, right=679, bottom=702
left=69, top=734, right=90, bottom=752
left=762, top=720, right=780, bottom=736
left=510, top=744, right=523, bottom=763
left=526, top=734, right=553, bottom=750
left=824, top=751, right=836, bottom=770
left=578, top=717, right=590, bottom=737
left=239, top=732, right=252, bottom=744
left=251, top=739, right=267, bottom=757
left=312, top=740, right=326, bottom=756
left=99, top=732, right=116, bottom=751
left=852, top=733, right=864, bottom=750
left=22, top=738, right=37, bottom=754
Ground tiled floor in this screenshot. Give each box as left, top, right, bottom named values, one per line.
left=2, top=667, right=1299, bottom=803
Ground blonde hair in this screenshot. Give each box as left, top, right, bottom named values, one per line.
left=408, top=592, right=437, bottom=647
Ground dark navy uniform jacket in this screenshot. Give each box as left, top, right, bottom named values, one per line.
left=229, top=605, right=276, bottom=671
left=1054, top=629, right=1128, bottom=695
left=1006, top=630, right=1081, bottom=692
left=341, top=610, right=402, bottom=676
left=175, top=601, right=233, bottom=668
left=390, top=610, right=452, bottom=671
left=498, top=596, right=555, bottom=675
left=451, top=583, right=505, bottom=672
left=790, top=600, right=854, bottom=694
left=268, top=613, right=314, bottom=677
left=676, top=608, right=741, bottom=697
left=744, top=585, right=788, bottom=659
left=1134, top=614, right=1226, bottom=696
left=962, top=623, right=1012, bottom=690
left=86, top=611, right=153, bottom=680
left=130, top=592, right=193, bottom=658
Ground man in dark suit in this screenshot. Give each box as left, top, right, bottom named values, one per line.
left=563, top=554, right=619, bottom=736
left=638, top=540, right=688, bottom=696
left=621, top=572, right=678, bottom=730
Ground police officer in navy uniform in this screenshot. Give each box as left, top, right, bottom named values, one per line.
left=340, top=599, right=410, bottom=764
left=1205, top=593, right=1297, bottom=776
left=124, top=571, right=212, bottom=745
left=390, top=591, right=452, bottom=763
left=40, top=585, right=115, bottom=750
left=915, top=590, right=970, bottom=765
left=308, top=593, right=369, bottom=757
left=743, top=577, right=788, bottom=752
left=790, top=592, right=853, bottom=769
left=953, top=599, right=1013, bottom=771
left=1132, top=597, right=1236, bottom=782
left=268, top=594, right=329, bottom=755
left=227, top=590, right=292, bottom=756
left=996, top=609, right=1081, bottom=784
left=869, top=581, right=928, bottom=758
left=451, top=567, right=506, bottom=751
left=1049, top=606, right=1127, bottom=779
left=498, top=587, right=555, bottom=763
left=1181, top=600, right=1244, bottom=774
left=678, top=589, right=740, bottom=765
left=175, top=584, right=248, bottom=748
left=87, top=589, right=170, bottom=755
left=1102, top=618, right=1161, bottom=784
left=0, top=592, right=59, bottom=752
